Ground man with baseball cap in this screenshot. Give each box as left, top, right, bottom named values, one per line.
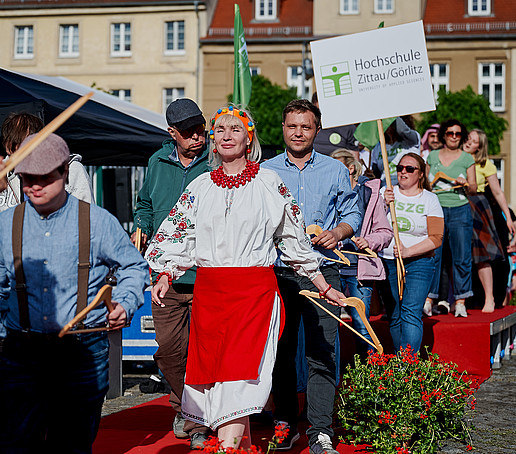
left=131, top=98, right=210, bottom=448
left=0, top=133, right=148, bottom=453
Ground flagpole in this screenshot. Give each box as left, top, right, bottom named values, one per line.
left=233, top=3, right=252, bottom=108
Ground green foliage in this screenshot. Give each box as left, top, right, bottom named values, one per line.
left=229, top=75, right=297, bottom=149
left=336, top=347, right=478, bottom=453
left=417, top=86, right=508, bottom=155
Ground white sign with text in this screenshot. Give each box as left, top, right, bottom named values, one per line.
left=311, top=21, right=435, bottom=128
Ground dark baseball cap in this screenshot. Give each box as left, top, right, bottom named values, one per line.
left=166, top=98, right=205, bottom=131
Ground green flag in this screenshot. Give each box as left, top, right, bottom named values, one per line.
left=354, top=117, right=396, bottom=151
left=233, top=4, right=252, bottom=108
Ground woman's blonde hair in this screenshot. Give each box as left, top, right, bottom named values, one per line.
left=331, top=148, right=362, bottom=182
left=469, top=129, right=489, bottom=167
left=208, top=105, right=261, bottom=169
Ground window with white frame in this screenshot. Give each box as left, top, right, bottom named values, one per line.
left=59, top=24, right=79, bottom=57
left=111, top=23, right=131, bottom=57
left=287, top=66, right=311, bottom=99
left=468, top=0, right=491, bottom=16
left=429, top=63, right=449, bottom=103
left=374, top=0, right=394, bottom=14
left=340, top=0, right=359, bottom=14
left=14, top=25, right=34, bottom=59
left=165, top=21, right=185, bottom=54
left=250, top=67, right=261, bottom=77
left=111, top=89, right=132, bottom=102
left=479, top=63, right=505, bottom=112
left=255, top=0, right=277, bottom=20
left=163, top=87, right=185, bottom=113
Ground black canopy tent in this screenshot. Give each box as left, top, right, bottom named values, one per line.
left=0, top=68, right=169, bottom=166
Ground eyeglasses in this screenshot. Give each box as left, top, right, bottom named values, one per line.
left=445, top=131, right=462, bottom=138
left=396, top=164, right=419, bottom=174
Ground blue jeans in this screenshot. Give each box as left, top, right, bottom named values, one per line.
left=340, top=275, right=373, bottom=357
left=429, top=204, right=473, bottom=300
left=0, top=331, right=109, bottom=454
left=383, top=257, right=435, bottom=353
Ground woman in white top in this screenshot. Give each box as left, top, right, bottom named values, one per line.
left=144, top=105, right=346, bottom=450
left=382, top=153, right=444, bottom=353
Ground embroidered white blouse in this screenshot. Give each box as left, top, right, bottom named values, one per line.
left=145, top=167, right=322, bottom=280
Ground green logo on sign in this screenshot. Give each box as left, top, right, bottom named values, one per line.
left=321, top=62, right=352, bottom=98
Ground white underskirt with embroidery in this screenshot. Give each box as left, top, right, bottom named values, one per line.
left=181, top=294, right=281, bottom=430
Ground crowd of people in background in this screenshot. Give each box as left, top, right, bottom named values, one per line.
left=0, top=95, right=515, bottom=454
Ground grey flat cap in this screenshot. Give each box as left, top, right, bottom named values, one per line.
left=15, top=133, right=70, bottom=175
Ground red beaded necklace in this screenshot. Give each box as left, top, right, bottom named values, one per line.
left=210, top=160, right=260, bottom=189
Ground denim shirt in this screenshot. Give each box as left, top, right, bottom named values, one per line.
left=262, top=150, right=360, bottom=267
left=0, top=195, right=149, bottom=334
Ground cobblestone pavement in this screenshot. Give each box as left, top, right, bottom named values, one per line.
left=101, top=358, right=516, bottom=452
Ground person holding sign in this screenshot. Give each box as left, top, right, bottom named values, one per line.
left=381, top=153, right=443, bottom=353
left=425, top=120, right=477, bottom=318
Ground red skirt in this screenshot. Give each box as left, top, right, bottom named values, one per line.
left=185, top=267, right=284, bottom=385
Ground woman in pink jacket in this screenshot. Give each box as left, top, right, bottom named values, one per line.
left=332, top=150, right=393, bottom=357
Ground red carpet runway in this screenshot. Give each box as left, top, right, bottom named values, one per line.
left=94, top=306, right=516, bottom=453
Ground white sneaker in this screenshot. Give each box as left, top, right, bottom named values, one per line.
left=455, top=304, right=468, bottom=318
left=309, top=432, right=338, bottom=454
left=423, top=300, right=433, bottom=317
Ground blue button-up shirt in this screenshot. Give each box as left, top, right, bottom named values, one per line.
left=0, top=195, right=149, bottom=334
left=262, top=150, right=361, bottom=266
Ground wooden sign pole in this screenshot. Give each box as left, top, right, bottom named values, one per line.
left=376, top=119, right=405, bottom=299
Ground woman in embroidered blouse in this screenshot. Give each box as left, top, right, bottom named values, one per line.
left=145, top=106, right=346, bottom=450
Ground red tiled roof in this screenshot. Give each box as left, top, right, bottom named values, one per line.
left=424, top=0, right=516, bottom=36
left=207, top=0, right=313, bottom=40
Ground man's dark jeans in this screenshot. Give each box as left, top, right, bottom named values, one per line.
left=272, top=265, right=341, bottom=445
left=0, top=330, right=109, bottom=454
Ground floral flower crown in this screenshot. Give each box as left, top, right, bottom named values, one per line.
left=209, top=106, right=255, bottom=143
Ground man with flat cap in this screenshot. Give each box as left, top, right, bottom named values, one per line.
left=131, top=98, right=210, bottom=448
left=0, top=133, right=148, bottom=453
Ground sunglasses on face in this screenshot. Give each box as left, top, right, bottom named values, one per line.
left=396, top=164, right=419, bottom=174
left=445, top=131, right=462, bottom=138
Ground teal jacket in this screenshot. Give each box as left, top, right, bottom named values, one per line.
left=134, top=139, right=209, bottom=285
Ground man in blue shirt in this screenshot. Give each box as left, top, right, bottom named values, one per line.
left=262, top=99, right=360, bottom=454
left=0, top=133, right=148, bottom=454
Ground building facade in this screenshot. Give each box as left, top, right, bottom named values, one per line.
left=201, top=0, right=314, bottom=116
left=424, top=0, right=516, bottom=203
left=0, top=0, right=210, bottom=114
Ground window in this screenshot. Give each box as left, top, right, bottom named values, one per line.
left=250, top=67, right=261, bottom=77
left=165, top=21, right=185, bottom=54
left=287, top=66, right=311, bottom=99
left=468, top=0, right=491, bottom=16
left=59, top=24, right=79, bottom=57
left=255, top=0, right=277, bottom=20
left=14, top=25, right=34, bottom=59
left=163, top=87, right=185, bottom=113
left=479, top=63, right=505, bottom=112
left=112, top=89, right=132, bottom=102
left=429, top=63, right=449, bottom=103
left=340, top=0, right=359, bottom=14
left=111, top=23, right=131, bottom=57
left=374, top=0, right=394, bottom=14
